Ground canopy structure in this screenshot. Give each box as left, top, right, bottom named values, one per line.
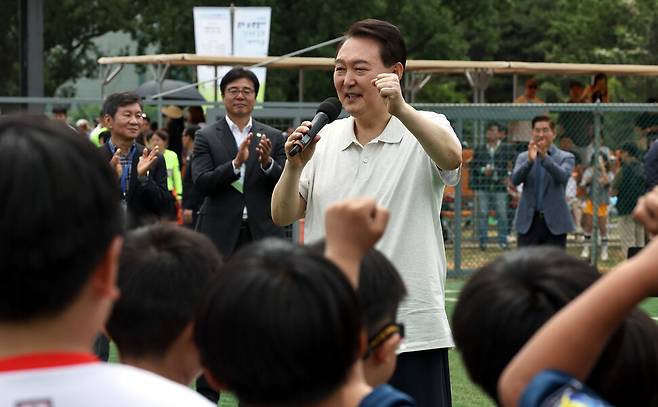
left=97, top=54, right=658, bottom=76
left=98, top=53, right=658, bottom=106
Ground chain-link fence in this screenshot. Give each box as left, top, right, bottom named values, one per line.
left=427, top=103, right=657, bottom=276
left=2, top=97, right=656, bottom=274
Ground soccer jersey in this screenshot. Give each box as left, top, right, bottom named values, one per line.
left=0, top=352, right=213, bottom=407
left=520, top=370, right=612, bottom=407
left=359, top=384, right=415, bottom=407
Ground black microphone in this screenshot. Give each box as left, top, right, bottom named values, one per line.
left=289, top=97, right=342, bottom=157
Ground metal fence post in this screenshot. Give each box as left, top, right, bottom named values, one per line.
left=454, top=118, right=464, bottom=276
left=590, top=102, right=602, bottom=265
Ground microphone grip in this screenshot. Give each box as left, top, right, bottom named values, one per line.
left=289, top=141, right=304, bottom=157
left=288, top=113, right=328, bottom=157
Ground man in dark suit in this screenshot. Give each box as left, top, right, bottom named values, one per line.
left=192, top=67, right=286, bottom=258
left=182, top=124, right=204, bottom=228
left=512, top=115, right=575, bottom=247
left=99, top=92, right=171, bottom=229
left=470, top=122, right=514, bottom=250
left=191, top=67, right=285, bottom=403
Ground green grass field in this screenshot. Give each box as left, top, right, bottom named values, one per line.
left=109, top=277, right=658, bottom=407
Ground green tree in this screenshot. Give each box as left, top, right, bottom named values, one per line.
left=0, top=0, right=20, bottom=97
left=4, top=0, right=658, bottom=102
left=130, top=0, right=469, bottom=101
left=0, top=0, right=137, bottom=97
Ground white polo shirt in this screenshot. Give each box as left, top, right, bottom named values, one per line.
left=300, top=111, right=460, bottom=352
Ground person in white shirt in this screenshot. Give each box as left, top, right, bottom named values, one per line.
left=0, top=115, right=212, bottom=407
left=271, top=19, right=462, bottom=407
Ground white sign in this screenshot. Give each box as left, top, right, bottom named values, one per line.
left=193, top=7, right=232, bottom=100
left=233, top=7, right=271, bottom=101
left=193, top=7, right=271, bottom=102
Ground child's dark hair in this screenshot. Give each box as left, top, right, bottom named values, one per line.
left=307, top=240, right=407, bottom=341
left=452, top=247, right=658, bottom=406
left=195, top=238, right=361, bottom=406
left=107, top=224, right=221, bottom=358
left=358, top=249, right=407, bottom=339
left=0, top=115, right=122, bottom=321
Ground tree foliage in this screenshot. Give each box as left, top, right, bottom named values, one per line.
left=0, top=0, right=137, bottom=96
left=3, top=0, right=658, bottom=101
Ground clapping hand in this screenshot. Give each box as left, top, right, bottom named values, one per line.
left=137, top=146, right=159, bottom=177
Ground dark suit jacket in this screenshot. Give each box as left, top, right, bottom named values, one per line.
left=192, top=118, right=286, bottom=257
left=511, top=145, right=575, bottom=235
left=100, top=142, right=172, bottom=228
left=182, top=156, right=204, bottom=225
left=645, top=140, right=658, bottom=191
left=470, top=142, right=514, bottom=192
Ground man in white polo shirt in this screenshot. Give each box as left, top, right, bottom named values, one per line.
left=0, top=115, right=212, bottom=407
left=271, top=19, right=462, bottom=407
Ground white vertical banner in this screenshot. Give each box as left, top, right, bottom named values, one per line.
left=193, top=7, right=232, bottom=101
left=233, top=7, right=272, bottom=102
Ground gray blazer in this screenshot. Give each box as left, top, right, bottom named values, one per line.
left=511, top=145, right=576, bottom=235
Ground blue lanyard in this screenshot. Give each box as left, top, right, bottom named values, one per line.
left=119, top=163, right=129, bottom=197
left=109, top=142, right=134, bottom=197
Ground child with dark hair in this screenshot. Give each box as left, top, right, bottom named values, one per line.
left=106, top=224, right=222, bottom=386
left=195, top=198, right=415, bottom=407
left=453, top=246, right=658, bottom=407
left=498, top=186, right=658, bottom=407
left=358, top=249, right=408, bottom=387
left=309, top=242, right=408, bottom=387
left=0, top=115, right=212, bottom=406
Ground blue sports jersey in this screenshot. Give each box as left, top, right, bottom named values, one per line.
left=520, top=370, right=612, bottom=407
left=359, top=384, right=415, bottom=407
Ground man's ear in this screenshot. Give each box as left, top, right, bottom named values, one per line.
left=103, top=114, right=113, bottom=129
left=373, top=334, right=402, bottom=364
left=203, top=368, right=229, bottom=392
left=393, top=62, right=404, bottom=81
left=90, top=236, right=123, bottom=301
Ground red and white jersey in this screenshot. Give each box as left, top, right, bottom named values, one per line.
left=0, top=353, right=213, bottom=407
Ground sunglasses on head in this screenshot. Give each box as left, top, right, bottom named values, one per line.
left=363, top=322, right=405, bottom=359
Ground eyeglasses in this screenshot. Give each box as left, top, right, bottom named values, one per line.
left=363, top=322, right=405, bottom=359
left=528, top=85, right=538, bottom=89
left=226, top=87, right=255, bottom=97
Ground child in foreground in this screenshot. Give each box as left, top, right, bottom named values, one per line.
left=195, top=198, right=417, bottom=406
left=106, top=224, right=221, bottom=386
left=309, top=241, right=408, bottom=388
left=498, top=186, right=658, bottom=407
left=452, top=247, right=658, bottom=406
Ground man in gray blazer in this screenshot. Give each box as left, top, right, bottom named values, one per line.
left=511, top=115, right=575, bottom=247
